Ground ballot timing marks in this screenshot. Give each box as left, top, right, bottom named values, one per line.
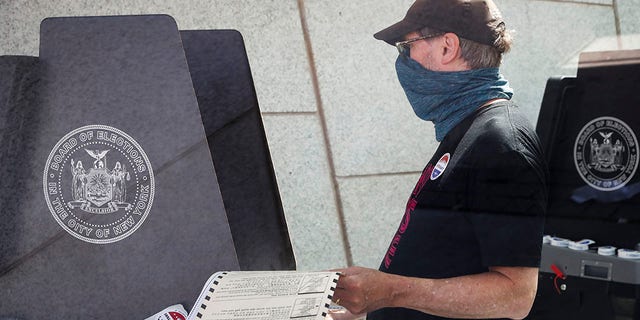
left=44, top=125, right=155, bottom=244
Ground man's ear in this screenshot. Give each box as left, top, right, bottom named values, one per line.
left=440, top=32, right=463, bottom=65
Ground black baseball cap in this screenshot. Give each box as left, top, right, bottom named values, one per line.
left=374, top=0, right=504, bottom=46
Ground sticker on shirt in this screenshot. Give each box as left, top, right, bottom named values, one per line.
left=430, top=153, right=450, bottom=180
left=574, top=116, right=638, bottom=191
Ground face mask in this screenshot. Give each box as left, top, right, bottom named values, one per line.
left=395, top=55, right=513, bottom=141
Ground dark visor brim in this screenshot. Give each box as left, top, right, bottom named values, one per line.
left=373, top=19, right=424, bottom=46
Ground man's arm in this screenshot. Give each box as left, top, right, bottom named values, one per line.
left=333, top=265, right=538, bottom=320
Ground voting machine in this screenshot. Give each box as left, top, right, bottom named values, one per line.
left=530, top=49, right=640, bottom=320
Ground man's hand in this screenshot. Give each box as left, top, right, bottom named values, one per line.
left=331, top=265, right=538, bottom=319
left=332, top=266, right=397, bottom=315
left=326, top=307, right=365, bottom=320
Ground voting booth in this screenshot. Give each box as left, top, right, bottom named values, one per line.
left=180, top=30, right=295, bottom=272
left=530, top=50, right=640, bottom=320
left=0, top=15, right=294, bottom=319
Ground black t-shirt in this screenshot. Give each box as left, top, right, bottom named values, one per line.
left=369, top=101, right=548, bottom=320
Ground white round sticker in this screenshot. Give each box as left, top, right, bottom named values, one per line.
left=431, top=153, right=450, bottom=180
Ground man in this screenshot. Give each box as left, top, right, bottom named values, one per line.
left=331, top=1, right=548, bottom=319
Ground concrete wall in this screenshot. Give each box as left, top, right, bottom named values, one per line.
left=2, top=0, right=639, bottom=271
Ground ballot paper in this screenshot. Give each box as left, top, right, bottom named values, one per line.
left=187, top=271, right=340, bottom=320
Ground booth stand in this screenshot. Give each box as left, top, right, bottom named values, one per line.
left=0, top=15, right=293, bottom=319
left=531, top=50, right=640, bottom=320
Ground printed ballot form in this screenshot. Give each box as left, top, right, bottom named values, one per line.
left=188, top=271, right=340, bottom=320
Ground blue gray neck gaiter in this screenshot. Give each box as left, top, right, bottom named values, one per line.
left=395, top=55, right=514, bottom=141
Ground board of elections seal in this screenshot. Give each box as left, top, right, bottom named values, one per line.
left=574, top=117, right=638, bottom=191
left=43, top=125, right=155, bottom=244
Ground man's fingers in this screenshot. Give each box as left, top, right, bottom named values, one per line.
left=333, top=287, right=347, bottom=302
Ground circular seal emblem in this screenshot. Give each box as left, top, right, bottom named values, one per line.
left=574, top=117, right=638, bottom=191
left=43, top=125, right=155, bottom=244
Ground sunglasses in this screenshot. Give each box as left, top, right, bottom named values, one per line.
left=395, top=33, right=444, bottom=56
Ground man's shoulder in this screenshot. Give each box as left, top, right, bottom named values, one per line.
left=467, top=102, right=540, bottom=153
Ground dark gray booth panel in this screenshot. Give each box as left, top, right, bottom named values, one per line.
left=535, top=50, right=640, bottom=246
left=0, top=16, right=240, bottom=319
left=530, top=50, right=640, bottom=320
left=0, top=56, right=41, bottom=264
left=180, top=30, right=295, bottom=271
